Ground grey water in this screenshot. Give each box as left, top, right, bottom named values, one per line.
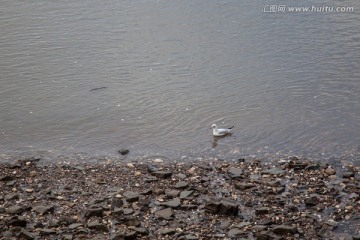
left=1, top=0, right=360, bottom=163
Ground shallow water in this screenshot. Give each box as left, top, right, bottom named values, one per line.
left=1, top=1, right=360, bottom=162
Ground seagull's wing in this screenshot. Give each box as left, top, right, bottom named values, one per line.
left=217, top=128, right=232, bottom=134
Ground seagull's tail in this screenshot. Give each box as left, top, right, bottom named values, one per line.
left=229, top=126, right=234, bottom=129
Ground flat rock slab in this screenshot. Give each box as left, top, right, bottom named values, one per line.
left=123, top=191, right=139, bottom=202
left=32, top=205, right=54, bottom=215
left=152, top=171, right=172, bottom=179
left=262, top=168, right=285, bottom=175
left=162, top=198, right=181, bottom=208
left=273, top=225, right=297, bottom=235
left=228, top=168, right=243, bottom=178
left=155, top=208, right=174, bottom=220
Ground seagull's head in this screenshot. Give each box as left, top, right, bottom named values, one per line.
left=211, top=124, right=217, bottom=129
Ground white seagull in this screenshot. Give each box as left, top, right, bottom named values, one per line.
left=211, top=124, right=234, bottom=137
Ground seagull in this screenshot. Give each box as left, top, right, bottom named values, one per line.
left=211, top=124, right=234, bottom=137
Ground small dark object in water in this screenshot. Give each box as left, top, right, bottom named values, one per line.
left=90, top=87, right=107, bottom=91
left=118, top=149, right=129, bottom=155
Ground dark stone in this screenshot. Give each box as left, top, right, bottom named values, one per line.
left=144, top=176, right=158, bottom=182
left=58, top=216, right=76, bottom=226
left=255, top=207, right=270, bottom=215
left=5, top=193, right=19, bottom=201
left=162, top=198, right=181, bottom=208
left=152, top=171, right=172, bottom=179
left=228, top=228, right=243, bottom=238
left=0, top=175, right=14, bottom=181
left=6, top=205, right=26, bottom=215
left=155, top=208, right=174, bottom=220
left=233, top=222, right=251, bottom=229
left=141, top=189, right=153, bottom=195
left=228, top=168, right=243, bottom=178
left=123, top=216, right=140, bottom=227
left=82, top=207, right=103, bottom=218
left=166, top=189, right=180, bottom=198
left=123, top=191, right=139, bottom=203
left=343, top=172, right=354, bottom=178
left=204, top=199, right=220, bottom=213
left=87, top=220, right=109, bottom=232
left=219, top=199, right=239, bottom=215
left=220, top=220, right=231, bottom=230
left=131, top=227, right=148, bottom=236
left=272, top=225, right=297, bottom=235
left=6, top=180, right=17, bottom=186
left=7, top=216, right=27, bottom=227
left=32, top=205, right=55, bottom=215
left=118, top=149, right=129, bottom=155
left=68, top=223, right=83, bottom=229
left=175, top=181, right=189, bottom=189
left=159, top=228, right=176, bottom=235
left=147, top=164, right=159, bottom=173
left=180, top=190, right=193, bottom=199
left=305, top=164, right=321, bottom=171
left=235, top=182, right=257, bottom=190
left=305, top=194, right=319, bottom=206
left=111, top=198, right=124, bottom=210
left=123, top=208, right=134, bottom=215
left=39, top=228, right=56, bottom=235
left=353, top=234, right=360, bottom=240
left=18, top=229, right=36, bottom=240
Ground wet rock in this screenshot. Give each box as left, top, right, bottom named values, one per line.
left=118, top=149, right=129, bottom=155
left=228, top=168, right=243, bottom=178
left=32, top=205, right=55, bottom=215
left=255, top=207, right=270, bottom=215
left=353, top=234, right=360, bottom=240
left=152, top=171, right=172, bottom=179
left=155, top=208, right=174, bottom=220
left=272, top=225, right=297, bottom=235
left=123, top=191, right=139, bottom=203
left=87, top=220, right=109, bottom=232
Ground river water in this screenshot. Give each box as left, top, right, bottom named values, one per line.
left=1, top=0, right=360, bottom=163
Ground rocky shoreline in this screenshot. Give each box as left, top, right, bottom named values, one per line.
left=0, top=157, right=359, bottom=239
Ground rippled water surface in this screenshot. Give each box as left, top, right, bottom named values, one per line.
left=1, top=0, right=360, bottom=162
